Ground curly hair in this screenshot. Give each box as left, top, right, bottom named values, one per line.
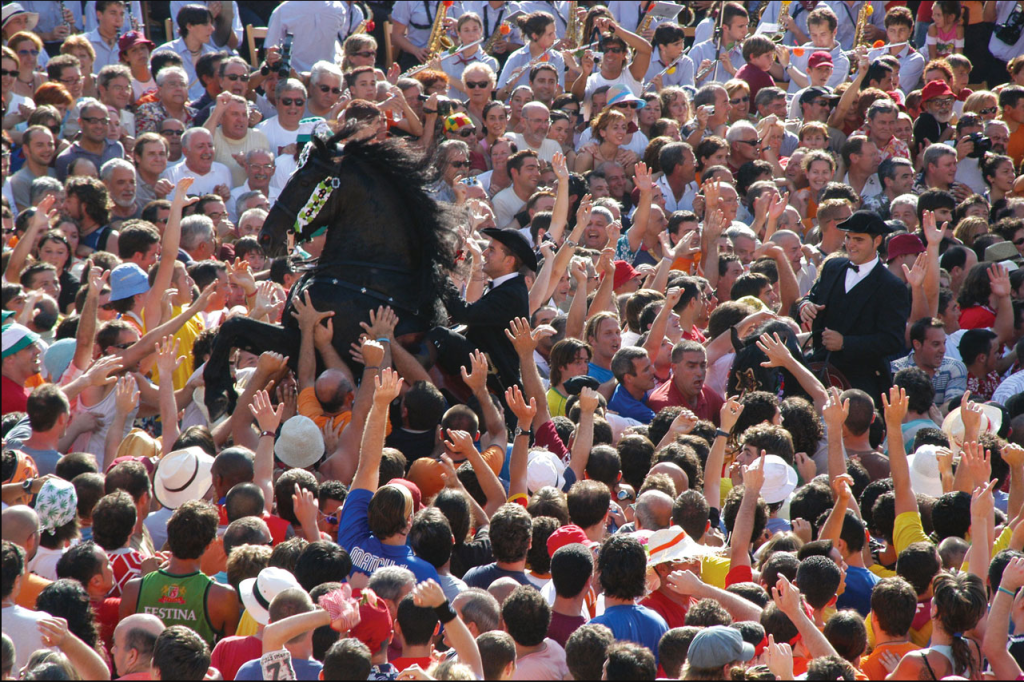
left=166, top=500, right=219, bottom=560
left=36, top=579, right=103, bottom=653
left=780, top=397, right=824, bottom=458
left=490, top=503, right=534, bottom=564
left=64, top=176, right=111, bottom=227
left=597, top=535, right=647, bottom=600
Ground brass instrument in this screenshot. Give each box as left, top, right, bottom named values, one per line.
left=771, top=0, right=793, bottom=43
left=637, top=1, right=657, bottom=36
left=351, top=18, right=372, bottom=35
left=565, top=1, right=583, bottom=49
left=425, top=0, right=456, bottom=60
left=854, top=1, right=874, bottom=48
left=483, top=9, right=522, bottom=55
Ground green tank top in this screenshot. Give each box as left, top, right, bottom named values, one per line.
left=136, top=569, right=219, bottom=645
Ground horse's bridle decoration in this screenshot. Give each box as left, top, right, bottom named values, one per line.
left=294, top=176, right=341, bottom=238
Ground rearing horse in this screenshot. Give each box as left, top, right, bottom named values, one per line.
left=203, top=129, right=460, bottom=419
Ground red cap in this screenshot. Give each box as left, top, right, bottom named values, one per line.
left=885, top=233, right=925, bottom=262
left=350, top=589, right=393, bottom=655
left=118, top=30, right=155, bottom=60
left=107, top=455, right=156, bottom=477
left=547, top=524, right=597, bottom=556
left=807, top=51, right=833, bottom=70
left=920, top=79, right=954, bottom=103
left=612, top=260, right=642, bottom=290
left=390, top=478, right=423, bottom=512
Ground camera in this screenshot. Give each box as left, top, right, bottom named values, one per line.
left=966, top=132, right=991, bottom=159
left=278, top=32, right=294, bottom=78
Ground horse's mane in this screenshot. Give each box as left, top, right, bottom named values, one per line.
left=319, top=130, right=461, bottom=323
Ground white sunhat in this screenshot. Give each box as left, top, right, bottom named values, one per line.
left=274, top=415, right=325, bottom=469
left=906, top=444, right=944, bottom=498
left=153, top=446, right=214, bottom=509
left=527, top=450, right=565, bottom=493
left=647, top=526, right=707, bottom=567
left=239, top=567, right=302, bottom=625
left=752, top=454, right=799, bottom=505
left=941, top=403, right=1002, bottom=448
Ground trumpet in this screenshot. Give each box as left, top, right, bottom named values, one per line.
left=637, top=1, right=658, bottom=36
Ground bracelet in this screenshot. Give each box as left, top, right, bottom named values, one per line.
left=998, top=586, right=1017, bottom=598
left=423, top=108, right=438, bottom=114
left=364, top=365, right=381, bottom=371
left=376, top=337, right=390, bottom=344
left=259, top=430, right=275, bottom=439
left=433, top=601, right=458, bottom=624
left=715, top=428, right=730, bottom=439
left=564, top=239, right=577, bottom=248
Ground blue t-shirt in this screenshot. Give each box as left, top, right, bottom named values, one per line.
left=462, top=563, right=532, bottom=590
left=608, top=385, right=655, bottom=424
left=588, top=362, right=614, bottom=384
left=336, top=488, right=440, bottom=584
left=835, top=565, right=879, bottom=618
left=591, top=605, right=668, bottom=664
left=235, top=656, right=323, bottom=680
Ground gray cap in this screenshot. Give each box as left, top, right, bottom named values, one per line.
left=687, top=626, right=756, bottom=669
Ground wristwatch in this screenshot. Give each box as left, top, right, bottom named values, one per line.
left=514, top=426, right=533, bottom=439
left=22, top=477, right=34, bottom=492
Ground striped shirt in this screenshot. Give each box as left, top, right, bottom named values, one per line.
left=890, top=351, right=968, bottom=406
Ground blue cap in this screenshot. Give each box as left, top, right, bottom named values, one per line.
left=108, top=263, right=151, bottom=302
left=42, top=338, right=76, bottom=382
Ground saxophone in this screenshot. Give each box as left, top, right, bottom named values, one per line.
left=565, top=1, right=583, bottom=49
left=637, top=1, right=657, bottom=36
left=483, top=14, right=514, bottom=54
left=854, top=1, right=875, bottom=47
left=352, top=18, right=373, bottom=35
left=425, top=1, right=456, bottom=60
left=772, top=0, right=793, bottom=43
left=751, top=0, right=771, bottom=28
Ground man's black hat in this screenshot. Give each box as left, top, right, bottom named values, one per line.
left=837, top=210, right=892, bottom=237
left=480, top=228, right=538, bottom=271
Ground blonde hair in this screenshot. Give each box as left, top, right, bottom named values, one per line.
left=116, top=428, right=161, bottom=460
left=953, top=216, right=988, bottom=246
left=724, top=79, right=749, bottom=97
left=462, top=61, right=496, bottom=87
left=61, top=34, right=97, bottom=62
left=962, top=90, right=997, bottom=115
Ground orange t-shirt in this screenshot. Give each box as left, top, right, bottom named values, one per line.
left=860, top=642, right=920, bottom=681
left=298, top=386, right=392, bottom=435
left=1008, top=122, right=1024, bottom=169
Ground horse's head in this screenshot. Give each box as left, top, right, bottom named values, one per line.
left=260, top=134, right=344, bottom=258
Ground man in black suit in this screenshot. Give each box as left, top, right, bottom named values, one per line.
left=799, top=210, right=910, bottom=401
left=429, top=228, right=535, bottom=395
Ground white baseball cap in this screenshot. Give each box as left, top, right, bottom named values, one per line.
left=527, top=450, right=565, bottom=493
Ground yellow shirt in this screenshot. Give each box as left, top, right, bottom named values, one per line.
left=547, top=387, right=568, bottom=418
left=893, top=511, right=930, bottom=555
left=700, top=554, right=731, bottom=590
left=235, top=609, right=259, bottom=636
left=149, top=305, right=204, bottom=391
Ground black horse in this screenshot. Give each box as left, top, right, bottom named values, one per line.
left=203, top=128, right=460, bottom=418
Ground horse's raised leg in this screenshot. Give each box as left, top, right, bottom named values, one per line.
left=204, top=316, right=301, bottom=420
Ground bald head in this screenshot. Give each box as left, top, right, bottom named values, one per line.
left=648, top=462, right=689, bottom=496
left=314, top=369, right=355, bottom=414
left=114, top=613, right=166, bottom=640
left=521, top=101, right=549, bottom=117
left=633, top=490, right=674, bottom=531
left=113, top=614, right=165, bottom=677
left=1, top=505, right=40, bottom=547
left=488, top=577, right=521, bottom=608
left=211, top=447, right=255, bottom=497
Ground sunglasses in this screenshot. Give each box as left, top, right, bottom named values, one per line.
left=319, top=510, right=339, bottom=525
left=161, top=128, right=184, bottom=136
left=47, top=125, right=61, bottom=136
left=612, top=101, right=638, bottom=109
left=318, top=84, right=343, bottom=95
left=1, top=69, right=19, bottom=78
left=735, top=138, right=759, bottom=146
left=223, top=73, right=246, bottom=81
left=465, top=80, right=490, bottom=89
left=353, top=50, right=376, bottom=58
left=280, top=97, right=305, bottom=106
left=108, top=342, right=133, bottom=350
left=451, top=160, right=471, bottom=168
left=17, top=49, right=39, bottom=57
left=979, top=106, right=998, bottom=115
left=932, top=97, right=955, bottom=106
left=81, top=116, right=109, bottom=125
left=729, top=95, right=750, bottom=105
left=603, top=47, right=625, bottom=54
left=457, top=128, right=476, bottom=138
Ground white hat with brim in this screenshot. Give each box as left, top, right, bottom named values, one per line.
left=153, top=446, right=214, bottom=509
left=941, top=404, right=1003, bottom=448
left=647, top=526, right=709, bottom=566
left=906, top=444, right=944, bottom=498
left=2, top=4, right=39, bottom=32
left=527, top=450, right=565, bottom=493
left=274, top=414, right=325, bottom=469
left=239, top=567, right=302, bottom=625
left=754, top=455, right=799, bottom=505
left=2, top=322, right=42, bottom=359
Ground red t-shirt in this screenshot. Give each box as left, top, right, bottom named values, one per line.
left=95, top=597, right=121, bottom=653
left=392, top=657, right=434, bottom=673
left=109, top=547, right=146, bottom=599
left=735, top=63, right=776, bottom=102
left=959, top=305, right=996, bottom=330
left=548, top=612, right=587, bottom=648
left=217, top=505, right=292, bottom=546
left=647, top=379, right=724, bottom=426
left=641, top=589, right=694, bottom=629
left=210, top=635, right=263, bottom=681
left=1, top=375, right=31, bottom=415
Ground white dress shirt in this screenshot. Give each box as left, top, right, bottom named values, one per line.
left=844, top=255, right=879, bottom=293
left=843, top=171, right=884, bottom=199
left=655, top=174, right=697, bottom=214
left=153, top=37, right=219, bottom=101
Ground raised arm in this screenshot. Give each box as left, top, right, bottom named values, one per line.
left=143, top=177, right=194, bottom=329
left=729, top=451, right=767, bottom=571
left=505, top=385, right=537, bottom=502
left=72, top=265, right=104, bottom=371
left=594, top=17, right=652, bottom=82
left=882, top=386, right=917, bottom=517
left=625, top=163, right=654, bottom=254
left=705, top=397, right=744, bottom=513
left=203, top=91, right=233, bottom=134
left=3, top=195, right=56, bottom=285
left=756, top=332, right=827, bottom=412
left=505, top=317, right=552, bottom=428
left=291, top=291, right=334, bottom=392
left=119, top=285, right=216, bottom=370
left=154, top=336, right=183, bottom=454
left=350, top=367, right=404, bottom=492
left=828, top=51, right=868, bottom=129
left=589, top=248, right=617, bottom=316
left=410, top=579, right=483, bottom=679
left=461, top=349, right=507, bottom=452
left=772, top=576, right=840, bottom=659
left=642, top=288, right=682, bottom=373
left=967, top=479, right=997, bottom=580
left=819, top=475, right=855, bottom=547
left=37, top=617, right=111, bottom=681
left=565, top=259, right=590, bottom=341
left=249, top=387, right=284, bottom=515
left=984, top=556, right=1024, bottom=680
left=104, top=376, right=139, bottom=471
left=666, top=568, right=764, bottom=623
left=445, top=428, right=508, bottom=518
left=569, top=387, right=599, bottom=481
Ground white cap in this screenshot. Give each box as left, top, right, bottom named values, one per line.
left=527, top=450, right=565, bottom=493
left=752, top=454, right=799, bottom=505
left=274, top=415, right=325, bottom=469
left=239, top=567, right=302, bottom=625
left=906, top=444, right=944, bottom=498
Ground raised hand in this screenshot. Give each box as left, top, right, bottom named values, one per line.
left=961, top=440, right=992, bottom=489
left=757, top=332, right=793, bottom=369
left=460, top=349, right=489, bottom=393
left=669, top=408, right=698, bottom=436
left=960, top=389, right=984, bottom=438
left=772, top=575, right=804, bottom=619
left=633, top=161, right=653, bottom=193
left=83, top=355, right=123, bottom=387
left=743, top=449, right=767, bottom=494
left=249, top=388, right=284, bottom=433
left=409, top=579, right=447, bottom=609
left=881, top=385, right=908, bottom=427
left=322, top=418, right=345, bottom=455
left=822, top=387, right=848, bottom=428
left=114, top=375, right=139, bottom=413
left=970, top=477, right=998, bottom=520
left=155, top=335, right=183, bottom=377
left=578, top=386, right=600, bottom=414
left=665, top=569, right=704, bottom=596
left=902, top=252, right=928, bottom=289
left=551, top=151, right=568, bottom=182
left=921, top=209, right=943, bottom=247
left=505, top=317, right=538, bottom=355
left=86, top=265, right=109, bottom=296
left=313, top=317, right=335, bottom=349
left=37, top=617, right=70, bottom=649
left=443, top=429, right=476, bottom=456
left=575, top=194, right=593, bottom=227
left=256, top=351, right=290, bottom=378
left=292, top=482, right=319, bottom=534
left=360, top=339, right=385, bottom=368
left=764, top=635, right=794, bottom=681
left=719, top=396, right=744, bottom=433
left=505, top=385, right=537, bottom=426
left=1000, top=555, right=1024, bottom=592
left=291, top=291, right=334, bottom=331
left=373, top=368, right=403, bottom=406
left=360, top=306, right=399, bottom=341
left=988, top=263, right=1011, bottom=298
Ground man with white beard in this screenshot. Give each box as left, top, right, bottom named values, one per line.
left=101, top=158, right=142, bottom=226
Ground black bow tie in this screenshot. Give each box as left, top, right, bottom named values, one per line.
left=847, top=263, right=860, bottom=273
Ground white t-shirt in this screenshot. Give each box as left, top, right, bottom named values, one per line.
left=132, top=75, right=155, bottom=103
left=576, top=127, right=650, bottom=156
left=511, top=133, right=563, bottom=164
left=160, top=159, right=233, bottom=196
left=492, top=185, right=530, bottom=228
left=255, top=116, right=312, bottom=158
left=268, top=153, right=298, bottom=205
left=2, top=605, right=54, bottom=672
left=583, top=68, right=643, bottom=118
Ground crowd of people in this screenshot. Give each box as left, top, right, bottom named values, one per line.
left=2, top=0, right=1024, bottom=680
